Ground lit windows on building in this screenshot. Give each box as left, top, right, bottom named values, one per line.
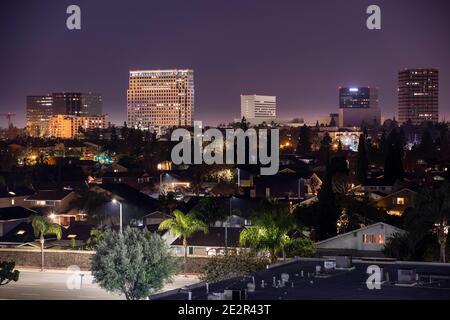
left=127, top=69, right=194, bottom=130
left=363, top=234, right=384, bottom=244
left=398, top=68, right=439, bottom=125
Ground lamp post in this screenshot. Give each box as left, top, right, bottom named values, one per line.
left=225, top=196, right=234, bottom=251
left=112, top=199, right=123, bottom=233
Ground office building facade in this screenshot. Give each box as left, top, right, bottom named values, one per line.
left=52, top=92, right=102, bottom=116
left=338, top=87, right=381, bottom=127
left=127, top=69, right=194, bottom=130
left=398, top=68, right=439, bottom=124
left=26, top=92, right=103, bottom=137
left=26, top=95, right=54, bottom=137
left=241, top=94, right=277, bottom=120
left=48, top=115, right=108, bottom=139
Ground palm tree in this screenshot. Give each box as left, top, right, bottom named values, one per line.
left=29, top=215, right=62, bottom=271
left=158, top=210, right=208, bottom=274
left=240, top=211, right=294, bottom=263
left=416, top=184, right=450, bottom=263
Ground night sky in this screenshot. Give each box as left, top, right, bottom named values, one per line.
left=1, top=0, right=449, bottom=128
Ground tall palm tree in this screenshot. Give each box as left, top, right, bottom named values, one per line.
left=29, top=215, right=62, bottom=271
left=416, top=184, right=450, bottom=263
left=158, top=210, right=208, bottom=274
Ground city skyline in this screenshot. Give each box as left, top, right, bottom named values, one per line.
left=1, top=0, right=450, bottom=128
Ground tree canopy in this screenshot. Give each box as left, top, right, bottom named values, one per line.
left=91, top=227, right=178, bottom=300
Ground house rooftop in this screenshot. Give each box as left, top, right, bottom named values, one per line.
left=26, top=190, right=73, bottom=201
left=0, top=186, right=35, bottom=198
left=0, top=206, right=38, bottom=221
left=171, top=226, right=243, bottom=248
left=153, top=258, right=450, bottom=300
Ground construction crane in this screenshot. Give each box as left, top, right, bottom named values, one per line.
left=0, top=112, right=17, bottom=127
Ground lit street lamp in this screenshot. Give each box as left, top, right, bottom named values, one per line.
left=112, top=199, right=123, bottom=233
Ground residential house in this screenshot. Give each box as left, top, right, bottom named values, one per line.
left=25, top=190, right=77, bottom=214
left=0, top=207, right=38, bottom=238
left=316, top=222, right=405, bottom=254
left=358, top=178, right=404, bottom=198
left=372, top=188, right=417, bottom=216
left=0, top=187, right=35, bottom=208
left=169, top=226, right=243, bottom=257
left=91, top=183, right=160, bottom=225
left=101, top=171, right=152, bottom=191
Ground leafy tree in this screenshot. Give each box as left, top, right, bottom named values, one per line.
left=239, top=116, right=249, bottom=131
left=29, top=215, right=62, bottom=271
left=85, top=227, right=104, bottom=250
left=91, top=228, right=178, bottom=300
left=383, top=233, right=416, bottom=261
left=284, top=237, right=316, bottom=258
left=0, top=260, right=20, bottom=286
left=191, top=198, right=227, bottom=225
left=384, top=129, right=404, bottom=182
left=70, top=190, right=110, bottom=223
left=356, top=133, right=369, bottom=183
left=415, top=184, right=450, bottom=263
left=158, top=210, right=208, bottom=274
left=438, top=124, right=449, bottom=159
left=200, top=252, right=268, bottom=283
left=316, top=163, right=340, bottom=240
left=158, top=193, right=179, bottom=214
left=418, top=129, right=435, bottom=162
left=319, top=132, right=332, bottom=163
left=210, top=181, right=236, bottom=197
left=296, top=125, right=311, bottom=155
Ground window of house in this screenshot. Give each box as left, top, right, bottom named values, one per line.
left=395, top=197, right=406, bottom=205
left=188, top=247, right=194, bottom=255
left=363, top=234, right=384, bottom=244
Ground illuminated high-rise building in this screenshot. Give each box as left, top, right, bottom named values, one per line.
left=127, top=69, right=194, bottom=130
left=52, top=92, right=102, bottom=116
left=338, top=87, right=381, bottom=127
left=26, top=95, right=53, bottom=136
left=398, top=68, right=439, bottom=124
left=27, top=92, right=103, bottom=137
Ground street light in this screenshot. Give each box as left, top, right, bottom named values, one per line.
left=112, top=199, right=123, bottom=233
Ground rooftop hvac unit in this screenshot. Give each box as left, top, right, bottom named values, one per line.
left=208, top=292, right=225, bottom=300
left=397, top=269, right=417, bottom=285
left=223, top=288, right=248, bottom=300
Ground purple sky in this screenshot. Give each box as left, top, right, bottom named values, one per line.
left=1, top=0, right=449, bottom=128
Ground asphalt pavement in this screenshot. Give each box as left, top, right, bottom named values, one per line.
left=0, top=269, right=199, bottom=300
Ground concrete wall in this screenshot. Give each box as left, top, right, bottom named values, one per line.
left=0, top=248, right=208, bottom=274
left=0, top=248, right=94, bottom=270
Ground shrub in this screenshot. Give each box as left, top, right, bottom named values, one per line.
left=200, top=252, right=268, bottom=283
left=285, top=237, right=316, bottom=258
